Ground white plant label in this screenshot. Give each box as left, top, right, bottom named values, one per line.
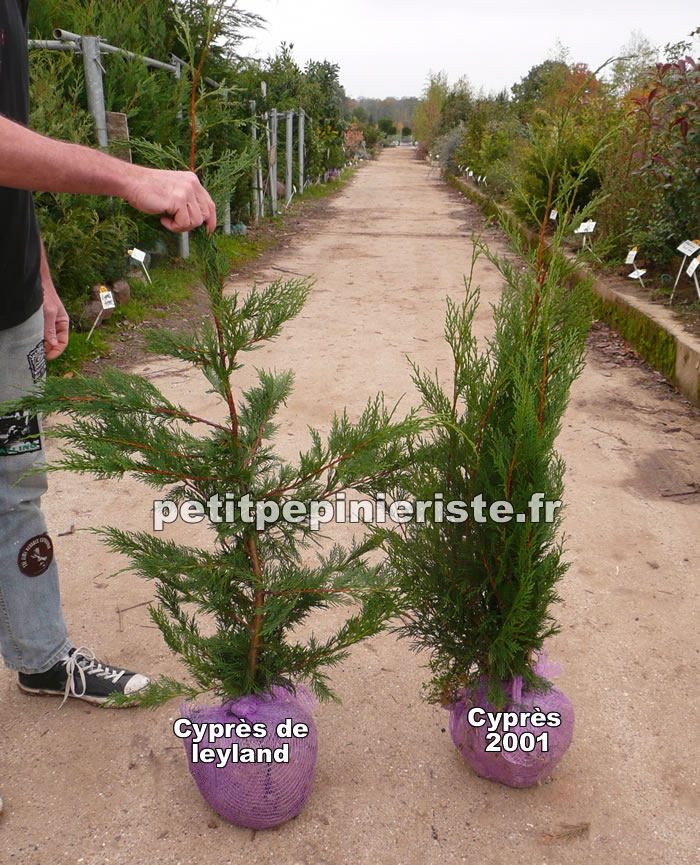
left=99, top=286, right=116, bottom=310
left=629, top=268, right=646, bottom=280
left=625, top=247, right=637, bottom=265
left=687, top=257, right=700, bottom=278
left=129, top=246, right=153, bottom=285
left=575, top=220, right=596, bottom=235
left=128, top=247, right=147, bottom=263
left=550, top=209, right=558, bottom=222
left=677, top=239, right=699, bottom=257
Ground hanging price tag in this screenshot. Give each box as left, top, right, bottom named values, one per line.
left=687, top=257, right=699, bottom=277
left=99, top=286, right=116, bottom=310
left=677, top=239, right=700, bottom=257
left=550, top=209, right=558, bottom=222
left=625, top=247, right=637, bottom=265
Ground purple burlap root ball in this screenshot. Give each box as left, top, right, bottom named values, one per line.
left=180, top=686, right=318, bottom=829
left=448, top=663, right=574, bottom=788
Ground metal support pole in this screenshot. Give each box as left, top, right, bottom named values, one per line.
left=264, top=110, right=271, bottom=218
left=260, top=81, right=269, bottom=219
left=269, top=108, right=278, bottom=216
left=173, top=59, right=189, bottom=258
left=298, top=110, right=305, bottom=193
left=250, top=100, right=260, bottom=224
left=285, top=109, right=294, bottom=207
left=81, top=36, right=108, bottom=149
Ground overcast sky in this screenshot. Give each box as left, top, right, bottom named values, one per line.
left=237, top=0, right=697, bottom=98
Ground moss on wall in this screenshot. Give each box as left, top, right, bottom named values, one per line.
left=592, top=296, right=677, bottom=379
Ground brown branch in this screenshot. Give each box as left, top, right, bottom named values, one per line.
left=189, top=43, right=209, bottom=172
left=538, top=171, right=555, bottom=285
left=96, top=435, right=202, bottom=464
left=317, top=468, right=394, bottom=501
left=210, top=272, right=241, bottom=447
left=151, top=406, right=229, bottom=432
left=246, top=537, right=265, bottom=680
left=242, top=407, right=274, bottom=468
left=265, top=439, right=375, bottom=498
left=129, top=466, right=217, bottom=484
left=538, top=332, right=549, bottom=434
left=265, top=586, right=383, bottom=597
left=480, top=549, right=502, bottom=609
left=59, top=396, right=228, bottom=433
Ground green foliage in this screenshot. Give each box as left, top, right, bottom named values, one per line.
left=378, top=118, right=397, bottom=137
left=46, top=330, right=111, bottom=377
left=511, top=60, right=570, bottom=118
left=431, top=37, right=699, bottom=269
left=433, top=127, right=466, bottom=176
left=378, top=103, right=604, bottom=709
left=350, top=97, right=419, bottom=128
left=8, top=232, right=418, bottom=706
left=507, top=112, right=602, bottom=223
left=413, top=71, right=449, bottom=149
left=35, top=195, right=137, bottom=313
left=379, top=234, right=591, bottom=709
left=359, top=123, right=381, bottom=154
left=27, top=1, right=352, bottom=304
left=629, top=53, right=700, bottom=243
left=28, top=51, right=135, bottom=310
left=437, top=78, right=473, bottom=135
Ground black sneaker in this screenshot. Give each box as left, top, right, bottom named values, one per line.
left=18, top=646, right=150, bottom=706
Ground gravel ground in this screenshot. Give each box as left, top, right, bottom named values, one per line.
left=1, top=147, right=698, bottom=865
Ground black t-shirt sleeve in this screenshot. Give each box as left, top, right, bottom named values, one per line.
left=0, top=0, right=44, bottom=331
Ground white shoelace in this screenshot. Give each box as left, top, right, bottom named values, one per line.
left=61, top=646, right=126, bottom=706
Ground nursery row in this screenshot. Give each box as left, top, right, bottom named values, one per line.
left=416, top=32, right=700, bottom=289
left=29, top=1, right=358, bottom=317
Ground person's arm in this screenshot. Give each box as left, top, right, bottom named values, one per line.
left=0, top=115, right=216, bottom=232
left=39, top=238, right=70, bottom=361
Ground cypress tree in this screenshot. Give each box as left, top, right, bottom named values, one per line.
left=8, top=231, right=416, bottom=706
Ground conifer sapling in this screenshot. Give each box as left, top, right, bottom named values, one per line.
left=9, top=230, right=416, bottom=707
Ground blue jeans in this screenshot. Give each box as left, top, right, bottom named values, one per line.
left=0, top=308, right=70, bottom=673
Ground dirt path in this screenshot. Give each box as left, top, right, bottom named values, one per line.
left=2, top=148, right=698, bottom=865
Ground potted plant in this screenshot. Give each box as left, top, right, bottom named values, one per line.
left=11, top=231, right=415, bottom=827
left=377, top=148, right=597, bottom=785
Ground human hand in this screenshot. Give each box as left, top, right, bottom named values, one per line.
left=125, top=168, right=217, bottom=233
left=42, top=275, right=70, bottom=360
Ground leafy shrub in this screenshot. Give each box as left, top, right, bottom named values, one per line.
left=434, top=126, right=467, bottom=176
left=508, top=112, right=601, bottom=223
left=35, top=195, right=137, bottom=314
